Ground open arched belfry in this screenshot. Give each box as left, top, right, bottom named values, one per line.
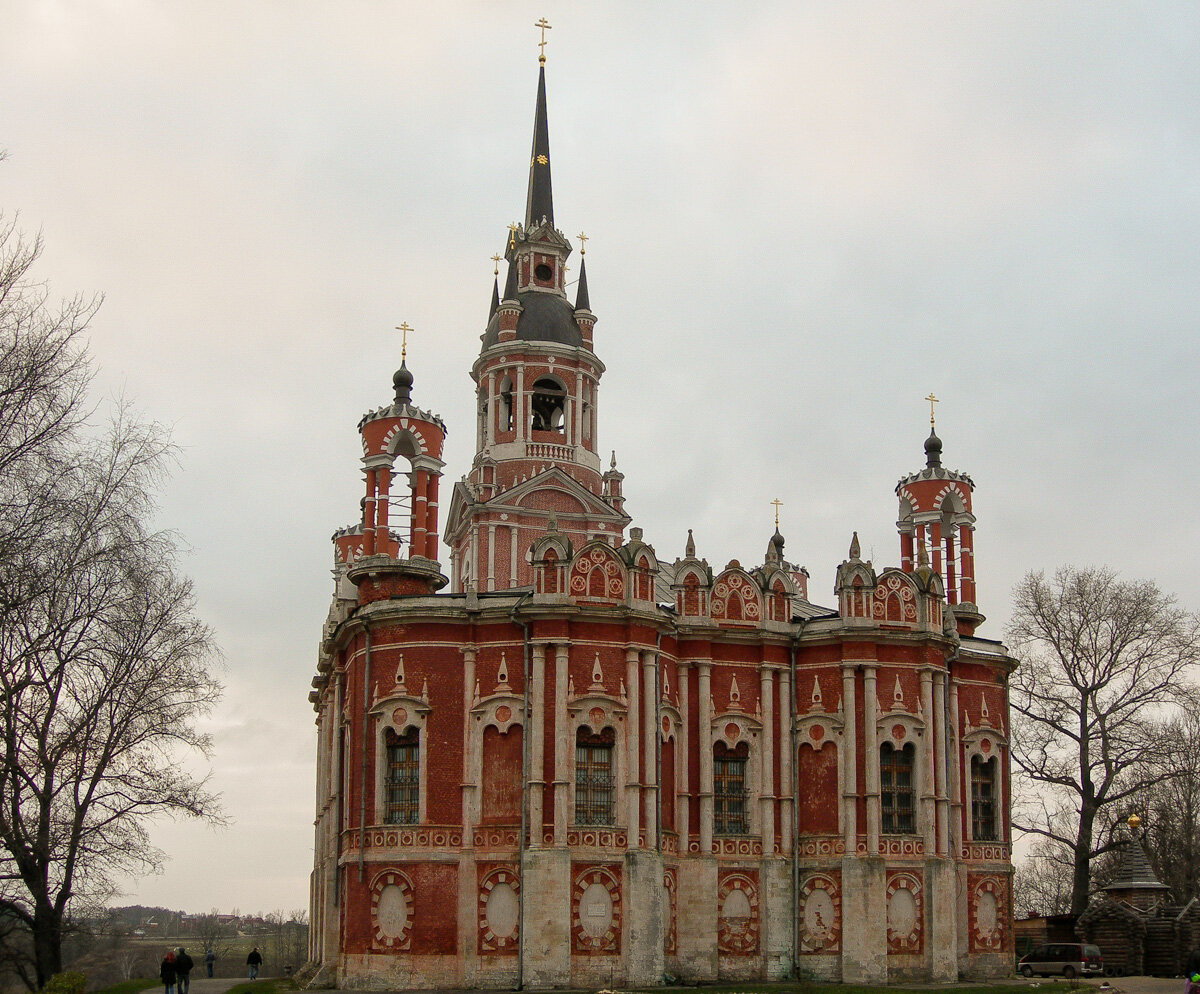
left=307, top=36, right=1016, bottom=990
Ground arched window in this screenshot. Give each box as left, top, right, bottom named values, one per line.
left=971, top=755, right=998, bottom=841
left=880, top=742, right=915, bottom=834
left=530, top=377, right=566, bottom=434
left=384, top=727, right=420, bottom=825
left=575, top=727, right=615, bottom=826
left=498, top=375, right=514, bottom=432
left=714, top=741, right=749, bottom=835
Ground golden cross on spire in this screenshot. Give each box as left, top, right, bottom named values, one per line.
left=490, top=253, right=501, bottom=276
left=396, top=322, right=413, bottom=361
left=771, top=498, right=783, bottom=530
left=576, top=231, right=588, bottom=255
left=925, top=392, right=939, bottom=428
left=535, top=17, right=552, bottom=64
left=507, top=222, right=519, bottom=251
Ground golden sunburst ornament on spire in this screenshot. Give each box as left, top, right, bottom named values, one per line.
left=535, top=17, right=552, bottom=64
left=577, top=231, right=588, bottom=256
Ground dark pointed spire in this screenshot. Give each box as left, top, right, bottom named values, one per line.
left=574, top=256, right=591, bottom=311
left=525, top=65, right=554, bottom=229
left=685, top=529, right=696, bottom=558
left=849, top=532, right=861, bottom=560
left=503, top=258, right=519, bottom=301
left=489, top=276, right=500, bottom=320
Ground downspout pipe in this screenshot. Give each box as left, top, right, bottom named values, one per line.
left=654, top=630, right=664, bottom=853
left=789, top=622, right=803, bottom=977
left=510, top=590, right=533, bottom=991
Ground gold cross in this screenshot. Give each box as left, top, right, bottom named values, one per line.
left=490, top=253, right=501, bottom=276
left=771, top=498, right=783, bottom=530
left=396, top=322, right=413, bottom=361
left=925, top=392, right=939, bottom=428
left=576, top=231, right=588, bottom=256
left=535, top=18, right=552, bottom=63
left=507, top=222, right=519, bottom=250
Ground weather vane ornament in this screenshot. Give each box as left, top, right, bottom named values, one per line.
left=396, top=322, right=413, bottom=362
left=577, top=231, right=588, bottom=256
left=490, top=253, right=500, bottom=276
left=926, top=392, right=939, bottom=428
left=535, top=17, right=552, bottom=64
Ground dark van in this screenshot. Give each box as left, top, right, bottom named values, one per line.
left=1018, top=942, right=1103, bottom=978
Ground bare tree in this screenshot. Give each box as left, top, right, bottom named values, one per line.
left=1008, top=566, right=1200, bottom=915
left=1134, top=712, right=1200, bottom=901
left=0, top=214, right=222, bottom=988
left=1014, top=839, right=1076, bottom=919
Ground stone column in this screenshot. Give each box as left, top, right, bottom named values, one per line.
left=759, top=667, right=775, bottom=847
left=515, top=365, right=525, bottom=443
left=920, top=667, right=936, bottom=855
left=933, top=670, right=949, bottom=856
left=509, top=525, right=519, bottom=588
left=698, top=661, right=713, bottom=856
left=948, top=678, right=963, bottom=855
left=461, top=648, right=478, bottom=841
left=863, top=664, right=879, bottom=853
left=841, top=664, right=857, bottom=852
left=411, top=468, right=429, bottom=554
left=362, top=467, right=377, bottom=556
left=486, top=522, right=496, bottom=592
left=374, top=466, right=391, bottom=550
left=485, top=371, right=496, bottom=446
left=529, top=642, right=548, bottom=844
left=626, top=647, right=641, bottom=842
left=553, top=644, right=570, bottom=844
left=779, top=664, right=793, bottom=855
left=642, top=649, right=658, bottom=844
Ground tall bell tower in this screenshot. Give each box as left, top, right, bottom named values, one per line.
left=443, top=39, right=630, bottom=592
left=894, top=396, right=982, bottom=635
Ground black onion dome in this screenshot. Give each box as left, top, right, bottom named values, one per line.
left=482, top=291, right=583, bottom=349
left=771, top=528, right=785, bottom=554
left=924, top=428, right=943, bottom=468
left=393, top=360, right=414, bottom=404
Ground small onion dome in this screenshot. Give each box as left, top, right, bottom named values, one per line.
left=770, top=528, right=785, bottom=560
left=393, top=360, right=414, bottom=405
left=924, top=427, right=943, bottom=468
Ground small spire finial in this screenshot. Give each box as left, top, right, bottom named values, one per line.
left=490, top=253, right=500, bottom=276
left=507, top=222, right=519, bottom=252
left=396, top=322, right=413, bottom=362
left=925, top=392, right=939, bottom=429
left=577, top=231, right=588, bottom=255
left=849, top=531, right=861, bottom=560
left=535, top=17, right=552, bottom=64
left=771, top=497, right=783, bottom=530
left=610, top=450, right=617, bottom=470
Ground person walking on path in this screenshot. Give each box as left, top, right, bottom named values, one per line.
left=204, top=949, right=215, bottom=978
left=176, top=947, right=194, bottom=994
left=246, top=947, right=262, bottom=981
left=160, top=950, right=177, bottom=994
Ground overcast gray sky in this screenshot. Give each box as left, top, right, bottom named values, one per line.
left=4, top=2, right=1199, bottom=915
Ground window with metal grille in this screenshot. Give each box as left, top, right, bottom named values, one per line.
left=574, top=727, right=615, bottom=826
left=971, top=755, right=997, bottom=841
left=384, top=727, right=420, bottom=825
left=714, top=741, right=749, bottom=835
left=880, top=742, right=915, bottom=834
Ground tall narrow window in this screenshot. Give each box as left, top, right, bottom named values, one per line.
left=575, top=728, right=615, bottom=826
left=530, top=377, right=566, bottom=433
left=880, top=742, right=915, bottom=834
left=971, top=755, right=997, bottom=841
left=384, top=727, right=420, bottom=825
left=714, top=741, right=749, bottom=835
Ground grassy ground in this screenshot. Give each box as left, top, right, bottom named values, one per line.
left=626, top=985, right=1087, bottom=994
left=223, top=982, right=292, bottom=994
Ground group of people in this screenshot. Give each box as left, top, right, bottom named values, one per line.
left=157, top=948, right=196, bottom=994
left=160, top=947, right=248, bottom=992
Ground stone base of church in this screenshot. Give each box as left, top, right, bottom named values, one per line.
left=317, top=850, right=1010, bottom=989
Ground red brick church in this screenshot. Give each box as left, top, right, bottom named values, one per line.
left=308, top=41, right=1015, bottom=989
